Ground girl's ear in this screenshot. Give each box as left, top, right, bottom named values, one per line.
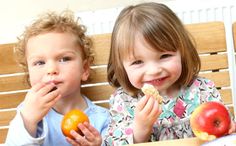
left=81, top=60, right=90, bottom=81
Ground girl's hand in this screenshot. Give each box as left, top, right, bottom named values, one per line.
left=66, top=122, right=102, bottom=146
left=133, top=95, right=162, bottom=143
left=20, top=82, right=61, bottom=136
left=228, top=120, right=236, bottom=134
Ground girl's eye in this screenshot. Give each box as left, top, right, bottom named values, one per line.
left=33, top=61, right=45, bottom=66
left=60, top=56, right=71, bottom=62
left=131, top=60, right=143, bottom=65
left=160, top=54, right=172, bottom=59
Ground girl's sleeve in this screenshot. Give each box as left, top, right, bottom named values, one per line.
left=104, top=91, right=135, bottom=145
left=5, top=106, right=48, bottom=146
left=198, top=77, right=222, bottom=103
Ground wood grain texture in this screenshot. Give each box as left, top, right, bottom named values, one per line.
left=233, top=22, right=236, bottom=50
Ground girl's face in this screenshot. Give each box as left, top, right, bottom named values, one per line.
left=26, top=32, right=89, bottom=98
left=123, top=34, right=182, bottom=95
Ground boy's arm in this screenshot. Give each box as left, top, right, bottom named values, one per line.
left=5, top=109, right=47, bottom=146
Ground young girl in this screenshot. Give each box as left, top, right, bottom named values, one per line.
left=105, top=2, right=235, bottom=145
left=5, top=10, right=110, bottom=146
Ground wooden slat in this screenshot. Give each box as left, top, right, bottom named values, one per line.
left=186, top=22, right=226, bottom=54
left=0, top=92, right=25, bottom=109
left=219, top=89, right=232, bottom=104
left=0, top=110, right=16, bottom=127
left=91, top=33, right=111, bottom=65
left=0, top=43, right=24, bottom=74
left=0, top=128, right=8, bottom=143
left=200, top=54, right=228, bottom=71
left=96, top=102, right=109, bottom=109
left=82, top=84, right=115, bottom=101
left=233, top=22, right=236, bottom=50
left=199, top=71, right=230, bottom=88
left=0, top=74, right=29, bottom=92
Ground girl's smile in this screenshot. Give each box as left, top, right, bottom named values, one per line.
left=145, top=76, right=169, bottom=87
left=123, top=33, right=182, bottom=96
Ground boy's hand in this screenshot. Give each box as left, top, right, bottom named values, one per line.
left=66, top=122, right=102, bottom=146
left=133, top=95, right=162, bottom=143
left=20, top=82, right=61, bottom=136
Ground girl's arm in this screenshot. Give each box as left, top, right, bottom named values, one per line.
left=104, top=89, right=135, bottom=145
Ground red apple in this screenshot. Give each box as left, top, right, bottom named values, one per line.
left=190, top=101, right=231, bottom=141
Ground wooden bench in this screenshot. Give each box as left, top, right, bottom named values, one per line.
left=0, top=21, right=235, bottom=144
left=233, top=22, right=236, bottom=53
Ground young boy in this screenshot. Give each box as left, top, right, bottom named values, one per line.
left=5, top=10, right=110, bottom=146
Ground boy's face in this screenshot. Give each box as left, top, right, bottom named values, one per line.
left=26, top=32, right=89, bottom=98
left=122, top=34, right=182, bottom=95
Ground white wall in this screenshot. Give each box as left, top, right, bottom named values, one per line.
left=0, top=0, right=172, bottom=43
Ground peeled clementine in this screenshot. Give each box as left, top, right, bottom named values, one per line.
left=61, top=109, right=89, bottom=139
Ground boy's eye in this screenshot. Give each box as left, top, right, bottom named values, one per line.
left=33, top=61, right=45, bottom=66
left=60, top=56, right=71, bottom=62
left=131, top=60, right=143, bottom=65
left=160, top=54, right=172, bottom=59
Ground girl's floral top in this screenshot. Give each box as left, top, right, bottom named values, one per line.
left=104, top=77, right=223, bottom=145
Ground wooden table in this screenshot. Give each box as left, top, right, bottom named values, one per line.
left=129, top=137, right=205, bottom=146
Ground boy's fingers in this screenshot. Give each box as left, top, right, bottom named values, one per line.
left=38, top=83, right=56, bottom=95
left=30, top=82, right=45, bottom=92
left=79, top=122, right=100, bottom=141
left=85, top=122, right=100, bottom=136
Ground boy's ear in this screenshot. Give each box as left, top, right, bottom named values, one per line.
left=81, top=60, right=90, bottom=81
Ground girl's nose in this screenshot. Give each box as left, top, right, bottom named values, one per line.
left=146, top=67, right=162, bottom=75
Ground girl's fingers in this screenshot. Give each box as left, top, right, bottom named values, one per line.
left=141, top=96, right=155, bottom=114
left=228, top=121, right=236, bottom=134
left=149, top=100, right=161, bottom=117
left=136, top=95, right=149, bottom=111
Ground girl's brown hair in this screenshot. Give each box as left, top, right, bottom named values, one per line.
left=14, top=10, right=94, bottom=85
left=107, top=2, right=201, bottom=95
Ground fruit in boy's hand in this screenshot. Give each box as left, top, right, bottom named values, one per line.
left=141, top=84, right=163, bottom=104
left=61, top=109, right=89, bottom=139
left=190, top=101, right=231, bottom=141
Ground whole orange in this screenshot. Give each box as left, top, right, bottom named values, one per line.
left=61, top=109, right=89, bottom=139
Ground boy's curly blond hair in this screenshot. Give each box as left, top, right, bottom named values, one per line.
left=14, top=10, right=94, bottom=85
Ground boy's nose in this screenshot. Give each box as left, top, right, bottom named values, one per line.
left=47, top=64, right=58, bottom=75
left=47, top=68, right=58, bottom=75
